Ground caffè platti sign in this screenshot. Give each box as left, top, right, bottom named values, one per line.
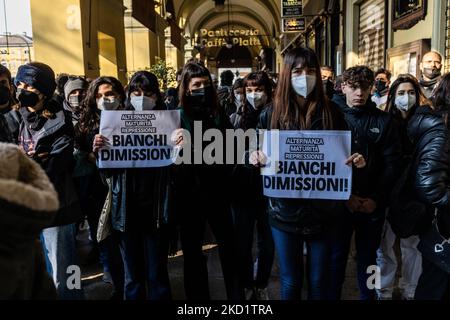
left=199, top=28, right=262, bottom=47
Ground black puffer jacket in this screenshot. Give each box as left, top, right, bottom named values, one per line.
left=407, top=106, right=450, bottom=237
left=257, top=102, right=349, bottom=235
left=332, top=94, right=402, bottom=211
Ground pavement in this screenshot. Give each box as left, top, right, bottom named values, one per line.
left=77, top=224, right=403, bottom=300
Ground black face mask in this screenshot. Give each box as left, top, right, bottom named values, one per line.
left=0, top=86, right=10, bottom=105
left=423, top=67, right=442, bottom=80
left=17, top=89, right=40, bottom=108
left=323, top=79, right=335, bottom=95
left=188, top=86, right=213, bottom=114
left=375, top=80, right=388, bottom=93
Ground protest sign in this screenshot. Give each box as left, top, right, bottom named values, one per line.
left=261, top=130, right=352, bottom=200
left=98, top=110, right=180, bottom=168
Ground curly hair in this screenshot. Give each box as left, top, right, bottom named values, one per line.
left=342, top=66, right=375, bottom=90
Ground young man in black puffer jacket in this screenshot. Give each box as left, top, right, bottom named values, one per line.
left=328, top=66, right=402, bottom=300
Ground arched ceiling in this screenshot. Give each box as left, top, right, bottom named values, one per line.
left=171, top=0, right=281, bottom=39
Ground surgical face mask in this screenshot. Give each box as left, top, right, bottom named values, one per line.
left=291, top=74, right=316, bottom=98
left=17, top=88, right=40, bottom=108
left=395, top=93, right=416, bottom=112
left=97, top=96, right=120, bottom=111
left=246, top=92, right=267, bottom=110
left=234, top=91, right=243, bottom=105
left=130, top=95, right=157, bottom=111
left=68, top=95, right=83, bottom=108
left=423, top=67, right=441, bottom=80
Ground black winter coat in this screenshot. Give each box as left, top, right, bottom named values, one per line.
left=332, top=94, right=402, bottom=210
left=99, top=107, right=176, bottom=233
left=230, top=103, right=266, bottom=204
left=257, top=102, right=349, bottom=235
left=407, top=106, right=450, bottom=238
left=18, top=99, right=82, bottom=226
left=173, top=106, right=234, bottom=220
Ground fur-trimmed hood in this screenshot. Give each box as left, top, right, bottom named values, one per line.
left=0, top=143, right=58, bottom=244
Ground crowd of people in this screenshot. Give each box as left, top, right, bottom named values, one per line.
left=0, top=47, right=449, bottom=300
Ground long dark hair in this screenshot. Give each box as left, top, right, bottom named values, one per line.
left=385, top=73, right=430, bottom=121
left=78, top=76, right=125, bottom=133
left=125, top=71, right=165, bottom=110
left=178, top=62, right=219, bottom=115
left=432, top=73, right=450, bottom=126
left=271, top=47, right=333, bottom=130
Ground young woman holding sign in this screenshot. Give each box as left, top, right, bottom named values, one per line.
left=92, top=73, right=175, bottom=300
left=250, top=47, right=365, bottom=300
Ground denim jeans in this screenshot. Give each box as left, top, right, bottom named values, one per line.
left=117, top=228, right=171, bottom=300
left=41, top=223, right=84, bottom=300
left=271, top=226, right=330, bottom=300
left=231, top=200, right=274, bottom=289
left=327, top=210, right=385, bottom=300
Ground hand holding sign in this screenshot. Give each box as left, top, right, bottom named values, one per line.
left=345, top=153, right=366, bottom=168
left=250, top=150, right=268, bottom=167
left=93, top=134, right=109, bottom=153
left=170, top=128, right=188, bottom=147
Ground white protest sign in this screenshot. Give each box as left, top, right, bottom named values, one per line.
left=261, top=130, right=352, bottom=200
left=98, top=110, right=180, bottom=168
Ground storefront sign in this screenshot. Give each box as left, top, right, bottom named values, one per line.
left=282, top=17, right=306, bottom=33
left=281, top=0, right=303, bottom=17
left=199, top=28, right=262, bottom=47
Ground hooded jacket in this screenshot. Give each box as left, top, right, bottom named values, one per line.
left=0, top=143, right=58, bottom=299
left=332, top=94, right=402, bottom=211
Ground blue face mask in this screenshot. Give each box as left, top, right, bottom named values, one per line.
left=291, top=74, right=316, bottom=98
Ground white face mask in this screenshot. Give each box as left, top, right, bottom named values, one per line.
left=97, top=97, right=120, bottom=111
left=395, top=94, right=416, bottom=112
left=291, top=74, right=316, bottom=98
left=246, top=92, right=267, bottom=110
left=130, top=95, right=157, bottom=111
left=234, top=92, right=243, bottom=105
